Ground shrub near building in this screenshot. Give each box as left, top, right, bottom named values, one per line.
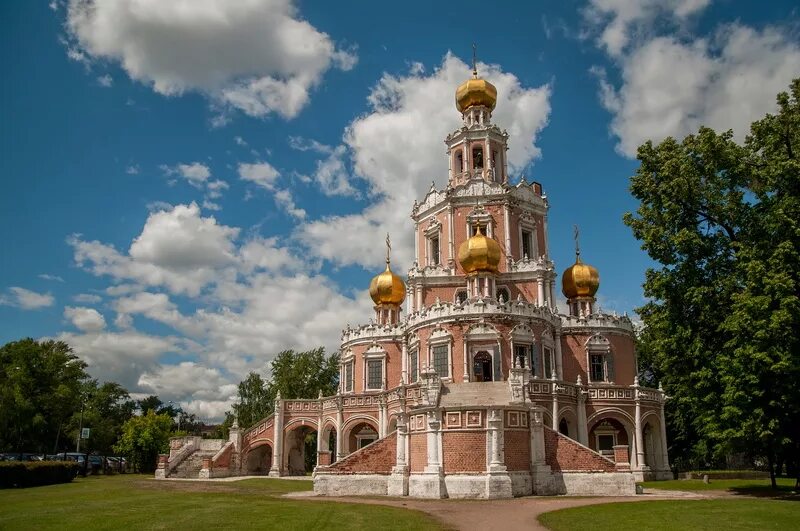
left=0, top=461, right=80, bottom=488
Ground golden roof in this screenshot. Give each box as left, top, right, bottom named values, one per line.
left=562, top=256, right=600, bottom=299
left=458, top=225, right=501, bottom=275
left=369, top=236, right=406, bottom=306
left=456, top=76, right=497, bottom=113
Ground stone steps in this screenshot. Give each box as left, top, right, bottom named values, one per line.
left=172, top=451, right=218, bottom=478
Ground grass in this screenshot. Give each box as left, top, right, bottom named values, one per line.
left=640, top=477, right=797, bottom=495
left=0, top=474, right=443, bottom=530
left=538, top=499, right=800, bottom=531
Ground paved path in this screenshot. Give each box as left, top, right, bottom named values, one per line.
left=287, top=489, right=706, bottom=530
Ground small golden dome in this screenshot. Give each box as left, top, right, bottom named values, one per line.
left=562, top=256, right=600, bottom=299
left=369, top=235, right=406, bottom=306
left=456, top=76, right=497, bottom=113
left=458, top=225, right=502, bottom=274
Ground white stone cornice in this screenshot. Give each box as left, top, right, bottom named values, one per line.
left=559, top=313, right=635, bottom=335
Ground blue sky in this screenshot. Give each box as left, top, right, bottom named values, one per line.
left=2, top=0, right=799, bottom=420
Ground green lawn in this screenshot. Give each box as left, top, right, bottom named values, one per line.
left=538, top=499, right=800, bottom=531
left=0, top=474, right=443, bottom=530
left=640, top=477, right=797, bottom=494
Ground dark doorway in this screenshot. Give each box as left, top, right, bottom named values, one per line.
left=559, top=418, right=569, bottom=437
left=473, top=351, right=493, bottom=382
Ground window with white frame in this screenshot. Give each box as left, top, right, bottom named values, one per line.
left=432, top=344, right=449, bottom=378
left=429, top=235, right=440, bottom=266
left=344, top=360, right=354, bottom=392
left=496, top=287, right=510, bottom=303
left=543, top=346, right=554, bottom=378
left=366, top=359, right=383, bottom=390
left=586, top=335, right=614, bottom=383
left=514, top=344, right=529, bottom=369
left=521, top=229, right=533, bottom=259
left=409, top=348, right=418, bottom=382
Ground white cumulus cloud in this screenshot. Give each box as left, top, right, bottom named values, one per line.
left=65, top=0, right=357, bottom=120
left=297, top=53, right=552, bottom=270
left=0, top=287, right=55, bottom=310
left=64, top=306, right=107, bottom=332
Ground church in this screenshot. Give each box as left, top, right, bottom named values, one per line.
left=156, top=63, right=671, bottom=498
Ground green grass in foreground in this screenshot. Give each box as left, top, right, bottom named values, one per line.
left=640, top=477, right=797, bottom=493
left=0, top=474, right=443, bottom=530
left=538, top=499, right=800, bottom=531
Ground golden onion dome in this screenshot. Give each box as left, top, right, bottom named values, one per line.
left=455, top=75, right=497, bottom=113
left=458, top=225, right=502, bottom=275
left=369, top=235, right=406, bottom=306
left=562, top=256, right=600, bottom=299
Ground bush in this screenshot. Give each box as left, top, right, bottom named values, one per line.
left=0, top=461, right=80, bottom=488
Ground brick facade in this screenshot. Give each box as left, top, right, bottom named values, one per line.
left=442, top=432, right=486, bottom=472
left=503, top=430, right=530, bottom=471
left=326, top=432, right=397, bottom=474
left=544, top=426, right=615, bottom=472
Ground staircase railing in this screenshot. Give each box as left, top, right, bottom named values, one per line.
left=165, top=439, right=197, bottom=477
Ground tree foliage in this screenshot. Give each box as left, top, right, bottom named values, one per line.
left=228, top=347, right=339, bottom=431
left=626, top=79, right=800, bottom=486
left=113, top=410, right=173, bottom=473
left=0, top=339, right=89, bottom=452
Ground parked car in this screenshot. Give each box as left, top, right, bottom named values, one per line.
left=0, top=453, right=43, bottom=462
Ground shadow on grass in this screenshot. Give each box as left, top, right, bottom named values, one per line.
left=728, top=484, right=800, bottom=501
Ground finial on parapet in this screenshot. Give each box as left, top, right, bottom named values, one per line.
left=576, top=374, right=583, bottom=386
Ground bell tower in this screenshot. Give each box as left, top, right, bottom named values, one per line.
left=446, top=46, right=510, bottom=187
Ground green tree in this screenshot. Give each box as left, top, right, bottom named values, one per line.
left=67, top=382, right=136, bottom=454
left=113, top=410, right=173, bottom=473
left=228, top=347, right=339, bottom=431
left=230, top=372, right=272, bottom=431
left=0, top=339, right=89, bottom=452
left=626, top=79, right=800, bottom=487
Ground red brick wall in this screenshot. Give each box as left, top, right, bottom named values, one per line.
left=504, top=430, right=530, bottom=471
left=325, top=432, right=396, bottom=474
left=543, top=427, right=615, bottom=472
left=409, top=432, right=427, bottom=473
left=442, top=432, right=486, bottom=472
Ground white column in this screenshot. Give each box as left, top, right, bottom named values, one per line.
left=659, top=393, right=670, bottom=472
left=548, top=280, right=556, bottom=311
left=425, top=412, right=442, bottom=472
left=503, top=203, right=512, bottom=268
left=336, top=406, right=344, bottom=460
left=488, top=409, right=504, bottom=469
left=379, top=399, right=388, bottom=438
left=634, top=380, right=646, bottom=470
left=269, top=393, right=284, bottom=476
left=555, top=331, right=564, bottom=380
left=537, top=278, right=545, bottom=307
left=576, top=376, right=588, bottom=446
left=416, top=284, right=422, bottom=312
left=447, top=206, right=455, bottom=268
left=395, top=414, right=408, bottom=467
left=401, top=340, right=408, bottom=385
left=543, top=215, right=550, bottom=259
left=462, top=143, right=468, bottom=177
left=551, top=376, right=559, bottom=431
left=463, top=341, right=469, bottom=382
left=414, top=223, right=419, bottom=265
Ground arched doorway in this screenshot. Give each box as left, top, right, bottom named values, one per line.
left=318, top=422, right=337, bottom=466
left=559, top=418, right=570, bottom=437
left=588, top=417, right=631, bottom=462
left=245, top=443, right=272, bottom=475
left=473, top=351, right=493, bottom=382
left=344, top=420, right=379, bottom=454
left=284, top=424, right=317, bottom=475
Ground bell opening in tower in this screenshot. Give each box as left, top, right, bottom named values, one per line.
left=473, top=350, right=493, bottom=382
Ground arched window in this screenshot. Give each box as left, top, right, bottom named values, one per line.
left=455, top=290, right=468, bottom=304
left=559, top=418, right=569, bottom=436
left=472, top=146, right=483, bottom=169
left=496, top=287, right=510, bottom=303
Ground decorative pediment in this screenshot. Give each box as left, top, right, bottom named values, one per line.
left=510, top=323, right=534, bottom=340
left=586, top=334, right=611, bottom=352
left=466, top=322, right=499, bottom=339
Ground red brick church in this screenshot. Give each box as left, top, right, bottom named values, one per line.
left=157, top=63, right=671, bottom=498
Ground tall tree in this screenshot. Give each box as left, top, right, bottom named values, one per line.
left=626, top=79, right=800, bottom=485
left=114, top=410, right=173, bottom=473
left=228, top=347, right=339, bottom=431
left=0, top=339, right=89, bottom=452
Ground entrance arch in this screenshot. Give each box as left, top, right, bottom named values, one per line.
left=283, top=424, right=318, bottom=475
left=343, top=418, right=379, bottom=455
left=244, top=442, right=272, bottom=475
left=473, top=351, right=493, bottom=382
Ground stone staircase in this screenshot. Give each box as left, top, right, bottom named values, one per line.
left=172, top=450, right=218, bottom=478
